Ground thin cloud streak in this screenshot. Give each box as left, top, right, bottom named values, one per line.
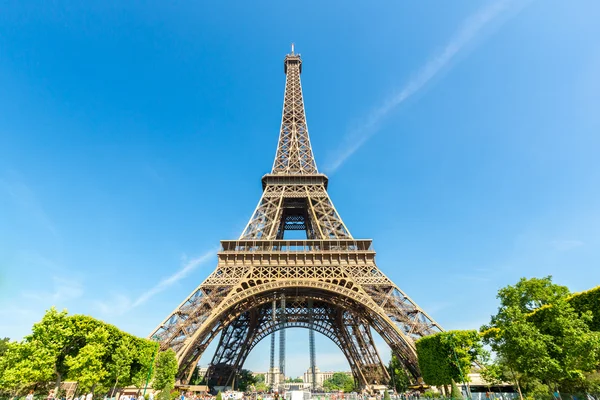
left=327, top=0, right=514, bottom=173
left=131, top=248, right=217, bottom=308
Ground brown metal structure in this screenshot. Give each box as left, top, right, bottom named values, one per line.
left=150, top=47, right=443, bottom=390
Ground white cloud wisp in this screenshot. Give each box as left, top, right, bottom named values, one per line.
left=327, top=0, right=516, bottom=173
left=132, top=248, right=218, bottom=308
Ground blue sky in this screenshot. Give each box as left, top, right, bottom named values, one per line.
left=1, top=0, right=600, bottom=378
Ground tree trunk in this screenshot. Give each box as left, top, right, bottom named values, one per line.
left=112, top=378, right=119, bottom=398
left=54, top=369, right=63, bottom=396
left=509, top=368, right=523, bottom=400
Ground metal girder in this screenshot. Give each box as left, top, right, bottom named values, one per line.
left=271, top=52, right=317, bottom=175
left=149, top=49, right=444, bottom=390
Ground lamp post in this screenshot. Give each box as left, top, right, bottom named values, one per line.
left=449, top=333, right=470, bottom=400
left=143, top=336, right=160, bottom=396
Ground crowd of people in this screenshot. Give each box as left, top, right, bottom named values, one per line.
left=17, top=389, right=430, bottom=400
left=21, top=390, right=162, bottom=400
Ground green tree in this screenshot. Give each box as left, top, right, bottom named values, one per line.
left=481, top=277, right=600, bottom=399
left=450, top=382, right=463, bottom=399
left=416, top=330, right=482, bottom=389
left=0, top=336, right=60, bottom=393
left=568, top=286, right=600, bottom=331
left=323, top=373, right=354, bottom=392
left=153, top=349, right=178, bottom=396
left=383, top=390, right=391, bottom=400
left=236, top=369, right=257, bottom=391
left=0, top=341, right=37, bottom=394
left=528, top=297, right=600, bottom=393
left=65, top=326, right=109, bottom=392
left=387, top=354, right=410, bottom=393
left=0, top=338, right=9, bottom=357
left=479, top=352, right=507, bottom=391
left=109, top=339, right=132, bottom=395
left=132, top=339, right=160, bottom=391
left=255, top=383, right=268, bottom=392
left=0, top=309, right=158, bottom=396
left=497, top=276, right=570, bottom=314
left=189, top=366, right=206, bottom=385
left=27, top=307, right=73, bottom=392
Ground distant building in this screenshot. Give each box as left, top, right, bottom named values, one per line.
left=265, top=366, right=285, bottom=387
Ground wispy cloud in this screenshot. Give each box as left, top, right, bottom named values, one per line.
left=132, top=249, right=217, bottom=308
left=326, top=0, right=521, bottom=173
left=95, top=248, right=218, bottom=316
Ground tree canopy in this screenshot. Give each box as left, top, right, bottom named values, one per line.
left=235, top=369, right=257, bottom=392
left=416, top=330, right=483, bottom=387
left=387, top=354, right=410, bottom=393
left=153, top=349, right=178, bottom=392
left=481, top=276, right=600, bottom=398
left=323, top=372, right=354, bottom=392
left=0, top=338, right=9, bottom=358
left=0, top=307, right=159, bottom=396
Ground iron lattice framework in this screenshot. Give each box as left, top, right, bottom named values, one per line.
left=150, top=48, right=443, bottom=390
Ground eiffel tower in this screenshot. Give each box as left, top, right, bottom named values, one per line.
left=150, top=47, right=442, bottom=390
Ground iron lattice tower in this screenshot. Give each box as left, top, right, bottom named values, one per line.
left=150, top=47, right=443, bottom=391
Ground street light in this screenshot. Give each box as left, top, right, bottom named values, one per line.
left=143, top=335, right=161, bottom=396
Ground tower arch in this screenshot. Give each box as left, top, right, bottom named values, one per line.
left=150, top=49, right=442, bottom=391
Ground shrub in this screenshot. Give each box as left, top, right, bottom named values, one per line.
left=450, top=382, right=463, bottom=399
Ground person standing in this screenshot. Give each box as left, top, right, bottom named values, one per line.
left=26, top=391, right=34, bottom=400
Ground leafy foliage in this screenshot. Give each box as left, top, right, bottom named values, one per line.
left=189, top=366, right=206, bottom=385
left=65, top=326, right=110, bottom=391
left=481, top=276, right=600, bottom=398
left=323, top=372, right=354, bottom=392
left=0, top=338, right=9, bottom=358
left=387, top=354, right=410, bottom=393
left=109, top=339, right=133, bottom=394
left=235, top=369, right=257, bottom=391
left=0, top=308, right=159, bottom=396
left=568, top=286, right=600, bottom=331
left=450, top=382, right=463, bottom=399
left=416, top=330, right=483, bottom=387
left=153, top=350, right=178, bottom=391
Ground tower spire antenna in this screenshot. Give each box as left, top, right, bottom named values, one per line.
left=272, top=45, right=316, bottom=174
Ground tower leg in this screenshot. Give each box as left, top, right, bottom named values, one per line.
left=271, top=299, right=277, bottom=390
left=279, top=295, right=286, bottom=391
left=308, top=299, right=316, bottom=391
